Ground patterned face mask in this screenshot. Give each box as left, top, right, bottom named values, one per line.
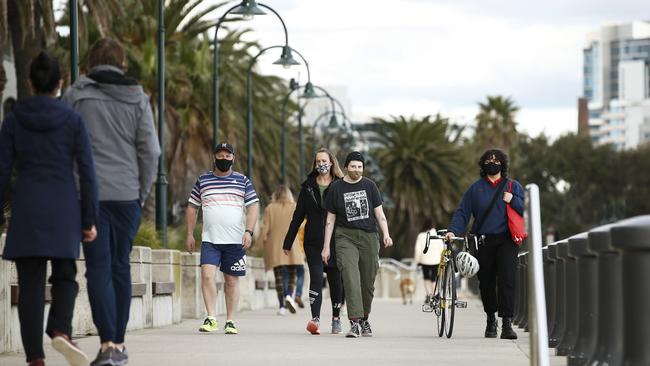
left=316, top=163, right=331, bottom=175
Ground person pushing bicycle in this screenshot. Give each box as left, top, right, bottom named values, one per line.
left=446, top=149, right=525, bottom=340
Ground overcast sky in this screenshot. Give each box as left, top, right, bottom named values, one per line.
left=206, top=0, right=647, bottom=139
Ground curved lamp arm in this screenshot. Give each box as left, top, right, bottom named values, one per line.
left=212, top=1, right=291, bottom=151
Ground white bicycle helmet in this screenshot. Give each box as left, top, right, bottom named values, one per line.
left=456, top=252, right=480, bottom=278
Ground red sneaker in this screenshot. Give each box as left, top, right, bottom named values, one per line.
left=306, top=318, right=320, bottom=335
left=51, top=331, right=89, bottom=366
left=28, top=359, right=45, bottom=366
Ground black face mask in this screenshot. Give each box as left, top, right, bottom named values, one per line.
left=484, top=162, right=501, bottom=175
left=214, top=158, right=233, bottom=172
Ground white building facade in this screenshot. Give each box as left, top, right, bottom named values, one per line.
left=583, top=21, right=650, bottom=149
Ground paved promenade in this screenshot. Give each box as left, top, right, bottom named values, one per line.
left=1, top=294, right=565, bottom=365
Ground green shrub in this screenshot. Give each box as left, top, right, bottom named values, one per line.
left=134, top=220, right=162, bottom=249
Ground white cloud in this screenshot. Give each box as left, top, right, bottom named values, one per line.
left=201, top=1, right=645, bottom=138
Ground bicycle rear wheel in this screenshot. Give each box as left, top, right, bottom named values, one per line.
left=443, top=260, right=456, bottom=338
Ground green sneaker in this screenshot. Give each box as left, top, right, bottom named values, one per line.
left=199, top=316, right=218, bottom=333
left=224, top=320, right=238, bottom=334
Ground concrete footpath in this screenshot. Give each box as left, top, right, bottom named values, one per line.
left=0, top=294, right=566, bottom=365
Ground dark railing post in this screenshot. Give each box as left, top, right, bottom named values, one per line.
left=587, top=224, right=623, bottom=365
left=610, top=216, right=650, bottom=366
left=155, top=0, right=168, bottom=247
left=70, top=0, right=79, bottom=83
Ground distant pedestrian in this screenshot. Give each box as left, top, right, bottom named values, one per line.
left=186, top=143, right=259, bottom=335
left=259, top=185, right=304, bottom=315
left=413, top=220, right=444, bottom=303
left=322, top=151, right=393, bottom=338
left=0, top=52, right=98, bottom=366
left=63, top=37, right=161, bottom=365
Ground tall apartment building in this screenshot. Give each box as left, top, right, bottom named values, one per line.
left=583, top=21, right=650, bottom=150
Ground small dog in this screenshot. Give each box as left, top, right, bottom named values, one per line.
left=399, top=278, right=416, bottom=305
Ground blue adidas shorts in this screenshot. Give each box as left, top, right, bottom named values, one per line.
left=200, top=242, right=246, bottom=276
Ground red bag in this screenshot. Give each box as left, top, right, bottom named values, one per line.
left=506, top=181, right=528, bottom=245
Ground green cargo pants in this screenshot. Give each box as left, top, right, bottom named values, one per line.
left=335, top=226, right=380, bottom=319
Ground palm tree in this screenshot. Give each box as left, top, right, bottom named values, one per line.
left=474, top=95, right=520, bottom=151
left=6, top=0, right=57, bottom=99
left=371, top=115, right=467, bottom=258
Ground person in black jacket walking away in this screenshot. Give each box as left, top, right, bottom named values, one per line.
left=0, top=52, right=98, bottom=366
left=284, top=148, right=345, bottom=335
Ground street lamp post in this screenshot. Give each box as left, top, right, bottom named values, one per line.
left=281, top=84, right=343, bottom=181
left=310, top=110, right=349, bottom=153
left=70, top=0, right=79, bottom=83
left=245, top=45, right=305, bottom=179
left=155, top=0, right=168, bottom=247
left=212, top=0, right=291, bottom=150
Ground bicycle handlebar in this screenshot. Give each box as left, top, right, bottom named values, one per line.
left=424, top=230, right=465, bottom=254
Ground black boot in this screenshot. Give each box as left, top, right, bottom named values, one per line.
left=485, top=314, right=497, bottom=338
left=500, top=317, right=518, bottom=340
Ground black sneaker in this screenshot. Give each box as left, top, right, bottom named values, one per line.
left=500, top=317, right=518, bottom=340
left=114, top=346, right=128, bottom=366
left=90, top=347, right=117, bottom=366
left=485, top=315, right=498, bottom=338
left=360, top=319, right=373, bottom=337
left=346, top=321, right=361, bottom=338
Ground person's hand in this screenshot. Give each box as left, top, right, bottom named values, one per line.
left=186, top=235, right=196, bottom=253
left=383, top=236, right=393, bottom=248
left=242, top=231, right=253, bottom=250
left=445, top=232, right=455, bottom=242
left=283, top=249, right=290, bottom=256
left=503, top=191, right=513, bottom=203
left=82, top=226, right=97, bottom=242
left=321, top=247, right=330, bottom=263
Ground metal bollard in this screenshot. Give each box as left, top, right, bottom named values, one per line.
left=587, top=223, right=622, bottom=366
left=547, top=242, right=561, bottom=348
left=557, top=234, right=581, bottom=356
left=543, top=244, right=557, bottom=345
left=610, top=215, right=650, bottom=366
left=517, top=253, right=528, bottom=329
left=551, top=240, right=569, bottom=354
left=555, top=239, right=573, bottom=356
left=514, top=252, right=525, bottom=326
left=567, top=233, right=598, bottom=366
left=513, top=252, right=522, bottom=325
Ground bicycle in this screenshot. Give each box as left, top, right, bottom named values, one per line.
left=421, top=229, right=468, bottom=338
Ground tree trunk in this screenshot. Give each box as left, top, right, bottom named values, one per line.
left=7, top=0, right=46, bottom=100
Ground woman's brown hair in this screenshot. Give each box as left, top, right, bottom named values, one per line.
left=271, top=185, right=294, bottom=205
left=311, top=148, right=343, bottom=179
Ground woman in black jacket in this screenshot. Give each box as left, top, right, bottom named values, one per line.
left=284, top=148, right=345, bottom=335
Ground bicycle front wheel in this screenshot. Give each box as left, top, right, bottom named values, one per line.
left=434, top=275, right=444, bottom=337
left=443, top=260, right=456, bottom=338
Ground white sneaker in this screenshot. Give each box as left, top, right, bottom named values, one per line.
left=285, top=295, right=297, bottom=314
left=277, top=307, right=287, bottom=316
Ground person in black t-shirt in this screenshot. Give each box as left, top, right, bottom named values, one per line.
left=322, top=151, right=393, bottom=338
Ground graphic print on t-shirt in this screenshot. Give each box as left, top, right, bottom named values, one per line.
left=343, top=190, right=369, bottom=222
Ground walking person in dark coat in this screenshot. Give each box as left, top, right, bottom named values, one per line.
left=447, top=148, right=525, bottom=340
left=283, top=148, right=346, bottom=335
left=0, top=52, right=98, bottom=366
left=62, top=38, right=160, bottom=365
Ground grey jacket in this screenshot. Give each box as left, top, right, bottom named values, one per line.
left=63, top=65, right=161, bottom=202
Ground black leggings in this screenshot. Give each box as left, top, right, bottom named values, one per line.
left=15, top=258, right=78, bottom=362
left=305, top=245, right=343, bottom=319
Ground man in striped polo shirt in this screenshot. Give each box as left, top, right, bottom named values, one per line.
left=185, top=143, right=259, bottom=334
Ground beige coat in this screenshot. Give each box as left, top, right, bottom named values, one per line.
left=259, top=202, right=303, bottom=269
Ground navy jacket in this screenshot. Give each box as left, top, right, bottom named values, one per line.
left=0, top=96, right=98, bottom=259
left=449, top=177, right=524, bottom=236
